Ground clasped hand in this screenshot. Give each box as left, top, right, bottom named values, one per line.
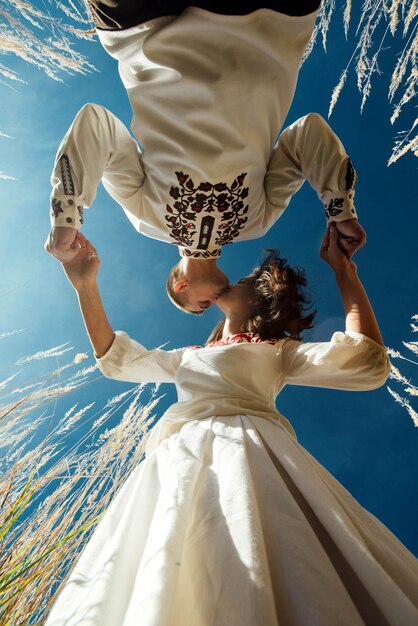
left=320, top=221, right=358, bottom=276
left=46, top=217, right=365, bottom=286
left=332, top=218, right=366, bottom=258
left=55, top=231, right=100, bottom=291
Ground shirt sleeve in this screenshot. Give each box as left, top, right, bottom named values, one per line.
left=96, top=331, right=186, bottom=384
left=50, top=103, right=145, bottom=229
left=281, top=331, right=390, bottom=391
left=264, top=113, right=358, bottom=224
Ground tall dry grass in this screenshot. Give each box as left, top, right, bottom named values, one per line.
left=304, top=1, right=417, bottom=164
left=386, top=313, right=418, bottom=427
left=0, top=346, right=161, bottom=624
left=0, top=0, right=95, bottom=86
left=0, top=0, right=96, bottom=179
left=0, top=1, right=416, bottom=164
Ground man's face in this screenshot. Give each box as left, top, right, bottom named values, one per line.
left=183, top=275, right=230, bottom=313
left=174, top=262, right=230, bottom=314
left=171, top=259, right=230, bottom=313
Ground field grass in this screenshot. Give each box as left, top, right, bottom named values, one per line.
left=0, top=347, right=160, bottom=625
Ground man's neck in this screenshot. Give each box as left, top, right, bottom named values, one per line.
left=183, top=257, right=218, bottom=271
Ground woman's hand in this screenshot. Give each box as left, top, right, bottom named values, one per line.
left=320, top=222, right=357, bottom=278
left=322, top=223, right=384, bottom=346
left=61, top=233, right=115, bottom=357
left=61, top=232, right=100, bottom=291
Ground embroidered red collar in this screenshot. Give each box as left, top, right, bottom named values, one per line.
left=187, top=333, right=278, bottom=349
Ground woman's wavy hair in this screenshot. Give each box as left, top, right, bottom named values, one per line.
left=206, top=249, right=316, bottom=345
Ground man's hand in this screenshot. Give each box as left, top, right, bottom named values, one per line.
left=45, top=226, right=81, bottom=263
left=334, top=219, right=366, bottom=258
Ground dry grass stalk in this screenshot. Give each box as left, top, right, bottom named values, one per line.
left=304, top=0, right=418, bottom=163
left=0, top=347, right=161, bottom=623
left=387, top=313, right=418, bottom=426
left=328, top=70, right=348, bottom=117
left=344, top=0, right=353, bottom=38
left=388, top=118, right=418, bottom=164
left=387, top=386, right=418, bottom=426
left=0, top=0, right=96, bottom=86
left=403, top=341, right=418, bottom=356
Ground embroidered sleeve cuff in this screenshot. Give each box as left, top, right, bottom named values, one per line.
left=50, top=195, right=83, bottom=229
left=323, top=156, right=358, bottom=222
left=323, top=192, right=357, bottom=222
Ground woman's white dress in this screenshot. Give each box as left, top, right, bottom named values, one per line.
left=45, top=331, right=418, bottom=626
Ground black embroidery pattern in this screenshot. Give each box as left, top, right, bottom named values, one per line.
left=50, top=197, right=84, bottom=224
left=181, top=248, right=221, bottom=259
left=214, top=173, right=249, bottom=247
left=60, top=154, right=75, bottom=195
left=51, top=198, right=63, bottom=219
left=345, top=158, right=357, bottom=191
left=165, top=171, right=249, bottom=252
left=324, top=158, right=358, bottom=220
left=325, top=197, right=344, bottom=219
left=50, top=155, right=84, bottom=224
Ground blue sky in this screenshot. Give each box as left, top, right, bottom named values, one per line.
left=1, top=4, right=417, bottom=557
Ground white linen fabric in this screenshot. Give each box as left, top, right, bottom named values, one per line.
left=45, top=332, right=418, bottom=626
left=50, top=8, right=358, bottom=258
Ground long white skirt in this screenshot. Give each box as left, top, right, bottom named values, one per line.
left=45, top=416, right=418, bottom=626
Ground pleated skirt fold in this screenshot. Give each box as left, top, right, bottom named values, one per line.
left=45, top=415, right=418, bottom=626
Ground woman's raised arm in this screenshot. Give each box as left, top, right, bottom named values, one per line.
left=320, top=222, right=384, bottom=346
left=62, top=233, right=115, bottom=358
left=61, top=237, right=186, bottom=383
left=281, top=225, right=388, bottom=391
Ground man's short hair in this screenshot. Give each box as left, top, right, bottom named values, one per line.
left=166, top=262, right=202, bottom=315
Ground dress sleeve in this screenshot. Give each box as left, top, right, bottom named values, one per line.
left=50, top=103, right=145, bottom=229
left=264, top=113, right=358, bottom=224
left=96, top=331, right=186, bottom=384
left=281, top=331, right=390, bottom=391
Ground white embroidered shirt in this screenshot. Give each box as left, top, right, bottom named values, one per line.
left=50, top=8, right=358, bottom=257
